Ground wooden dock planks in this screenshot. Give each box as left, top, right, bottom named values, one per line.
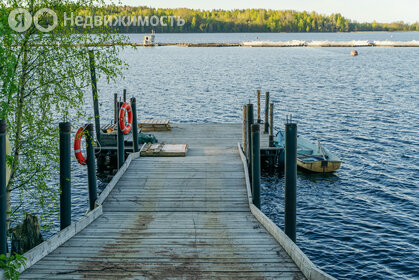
left=20, top=123, right=306, bottom=279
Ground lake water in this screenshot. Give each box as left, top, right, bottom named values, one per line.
left=30, top=32, right=419, bottom=280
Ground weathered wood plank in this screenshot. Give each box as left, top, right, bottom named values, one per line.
left=21, top=271, right=303, bottom=280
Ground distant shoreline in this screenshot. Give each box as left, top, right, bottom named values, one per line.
left=117, top=31, right=419, bottom=34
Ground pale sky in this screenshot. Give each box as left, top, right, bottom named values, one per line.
left=114, top=0, right=419, bottom=23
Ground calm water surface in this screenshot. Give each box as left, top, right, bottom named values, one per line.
left=35, top=33, right=419, bottom=280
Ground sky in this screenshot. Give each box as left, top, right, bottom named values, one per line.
left=114, top=0, right=419, bottom=23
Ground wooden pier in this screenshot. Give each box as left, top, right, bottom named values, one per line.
left=17, top=123, right=333, bottom=280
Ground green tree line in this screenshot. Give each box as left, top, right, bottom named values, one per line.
left=79, top=6, right=419, bottom=33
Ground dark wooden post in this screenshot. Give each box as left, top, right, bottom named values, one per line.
left=257, top=90, right=261, bottom=123
left=114, top=93, right=118, bottom=125
left=131, top=97, right=139, bottom=153
left=264, top=92, right=270, bottom=133
left=269, top=103, right=274, bottom=147
left=242, top=105, right=247, bottom=154
left=246, top=104, right=254, bottom=182
left=88, top=50, right=101, bottom=145
left=251, top=124, right=261, bottom=209
left=284, top=122, right=297, bottom=242
left=117, top=102, right=125, bottom=168
left=86, top=124, right=97, bottom=211
left=0, top=120, right=7, bottom=255
left=123, top=89, right=127, bottom=103
left=59, top=122, right=72, bottom=229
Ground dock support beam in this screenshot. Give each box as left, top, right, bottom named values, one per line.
left=0, top=120, right=7, bottom=255
left=242, top=105, right=247, bottom=155
left=59, top=122, right=72, bottom=230
left=246, top=104, right=254, bottom=182
left=251, top=124, right=261, bottom=209
left=131, top=97, right=139, bottom=153
left=86, top=124, right=97, bottom=211
left=269, top=103, right=274, bottom=147
left=88, top=50, right=101, bottom=145
left=117, top=102, right=125, bottom=169
left=257, top=90, right=261, bottom=123
left=264, top=92, right=270, bottom=133
left=284, top=123, right=297, bottom=243
left=114, top=93, right=118, bottom=124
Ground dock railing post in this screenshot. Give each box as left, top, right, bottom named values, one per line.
left=59, top=122, right=72, bottom=230
left=86, top=124, right=98, bottom=211
left=114, top=93, right=118, bottom=125
left=88, top=50, right=101, bottom=145
left=284, top=122, right=297, bottom=242
left=123, top=89, right=127, bottom=103
left=251, top=124, right=261, bottom=209
left=269, top=103, right=274, bottom=147
left=246, top=104, right=254, bottom=182
left=257, top=90, right=261, bottom=123
left=264, top=92, right=270, bottom=133
left=131, top=97, right=139, bottom=153
left=0, top=120, right=7, bottom=255
left=117, top=102, right=125, bottom=168
left=242, top=105, right=247, bottom=154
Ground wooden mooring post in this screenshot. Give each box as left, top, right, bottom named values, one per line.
left=257, top=90, right=261, bottom=123
left=117, top=102, right=125, bottom=168
left=284, top=122, right=297, bottom=242
left=88, top=50, right=101, bottom=145
left=114, top=93, right=118, bottom=124
left=86, top=124, right=97, bottom=211
left=242, top=105, right=247, bottom=154
left=59, top=122, right=72, bottom=230
left=0, top=120, right=7, bottom=255
left=269, top=103, right=274, bottom=147
left=251, top=124, right=261, bottom=209
left=131, top=97, right=139, bottom=153
left=246, top=104, right=254, bottom=182
left=264, top=92, right=270, bottom=134
left=123, top=89, right=127, bottom=103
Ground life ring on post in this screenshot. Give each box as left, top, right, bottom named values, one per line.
left=119, top=102, right=133, bottom=135
left=74, top=124, right=88, bottom=165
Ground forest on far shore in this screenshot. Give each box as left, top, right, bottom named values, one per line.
left=84, top=6, right=419, bottom=33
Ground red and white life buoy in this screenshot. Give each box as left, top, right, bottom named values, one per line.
left=119, top=102, right=133, bottom=135
left=74, top=124, right=88, bottom=165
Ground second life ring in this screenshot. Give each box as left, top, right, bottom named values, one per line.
left=119, top=102, right=133, bottom=135
left=74, top=124, right=88, bottom=165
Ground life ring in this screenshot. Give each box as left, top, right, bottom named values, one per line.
left=74, top=124, right=88, bottom=165
left=119, top=102, right=133, bottom=135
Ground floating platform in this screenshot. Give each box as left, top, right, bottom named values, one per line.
left=140, top=143, right=188, bottom=157
left=32, top=40, right=419, bottom=48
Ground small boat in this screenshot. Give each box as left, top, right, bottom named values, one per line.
left=276, top=131, right=341, bottom=173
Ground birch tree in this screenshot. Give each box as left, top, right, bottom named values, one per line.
left=0, top=0, right=128, bottom=234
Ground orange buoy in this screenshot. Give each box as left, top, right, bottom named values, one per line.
left=74, top=124, right=88, bottom=165
left=351, top=50, right=358, bottom=56
left=119, top=102, right=133, bottom=135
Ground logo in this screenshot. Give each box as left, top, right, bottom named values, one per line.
left=8, top=8, right=58, bottom=32
left=8, top=8, right=185, bottom=32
